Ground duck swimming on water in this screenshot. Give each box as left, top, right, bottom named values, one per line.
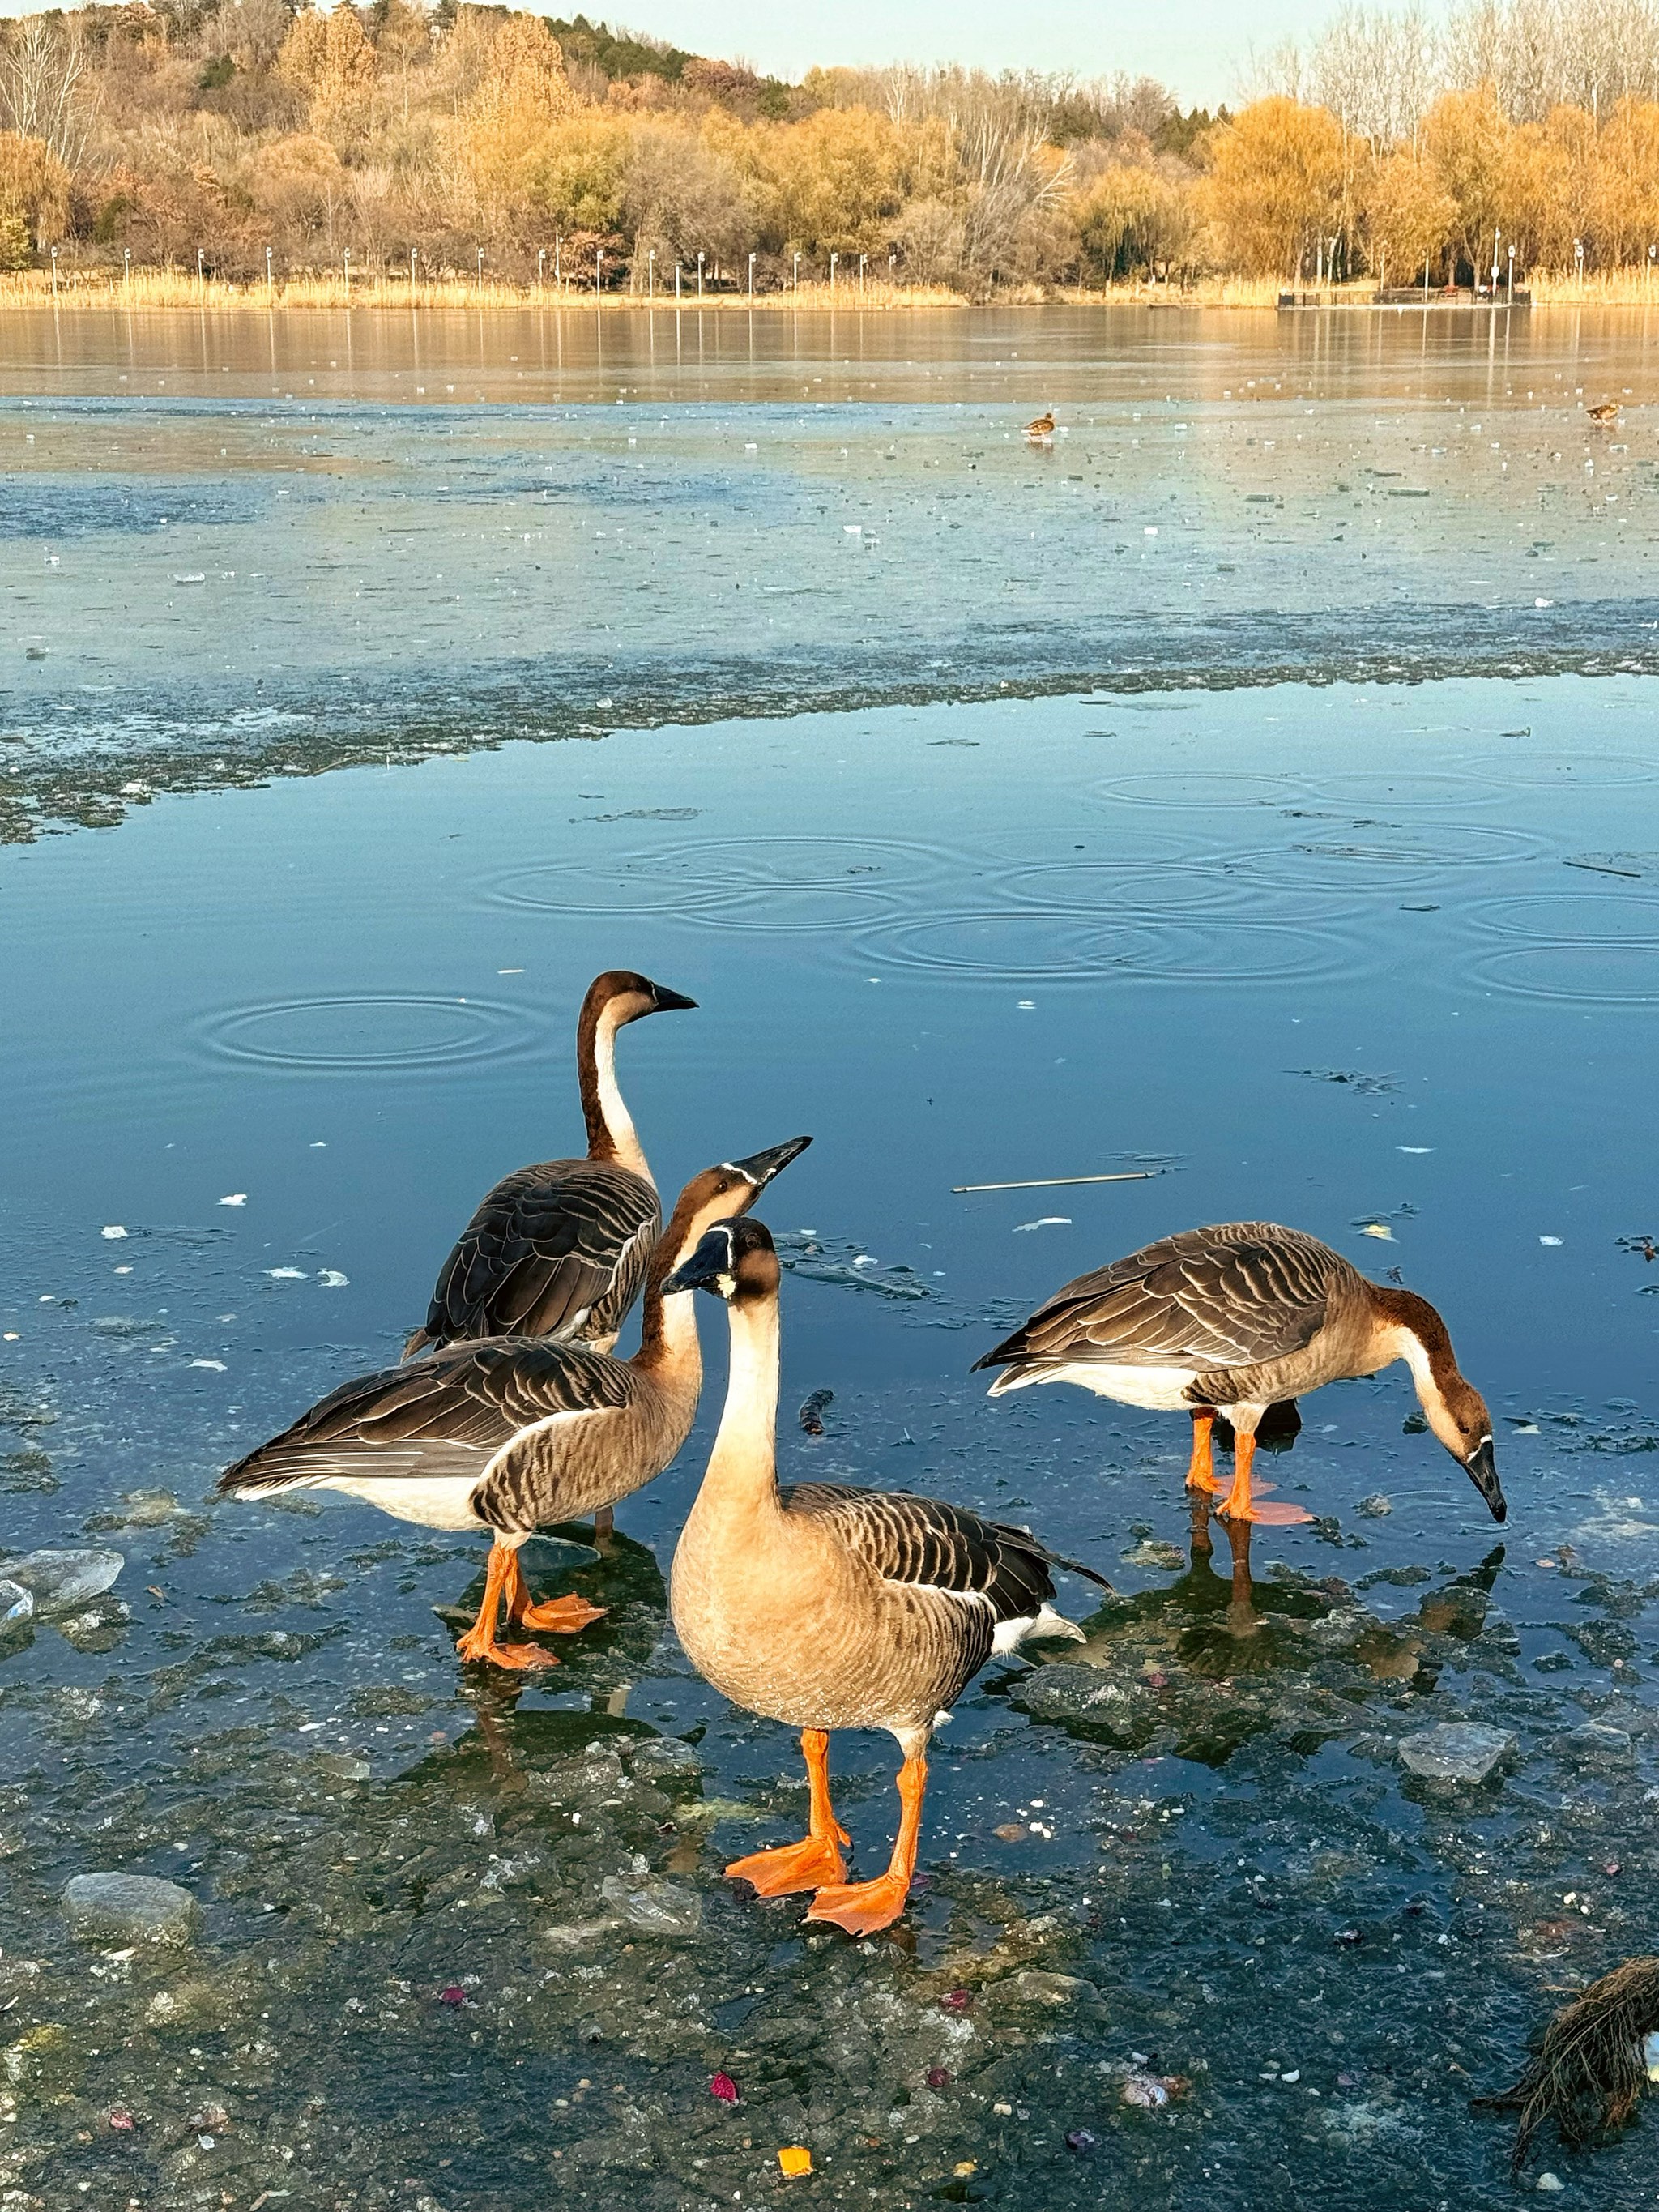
left=404, top=969, right=697, bottom=1360
left=974, top=1221, right=1505, bottom=1528
left=219, top=1141, right=810, bottom=1671
left=668, top=1218, right=1108, bottom=1936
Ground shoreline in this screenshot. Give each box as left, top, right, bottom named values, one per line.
left=5, top=270, right=1659, bottom=314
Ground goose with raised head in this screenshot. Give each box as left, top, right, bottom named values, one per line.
left=667, top=1218, right=1109, bottom=1937
left=1024, top=409, right=1056, bottom=441
left=973, top=1221, right=1505, bottom=1527
left=219, top=1139, right=810, bottom=1671
left=403, top=969, right=697, bottom=1360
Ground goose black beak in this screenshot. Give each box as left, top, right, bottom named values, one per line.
left=663, top=1225, right=736, bottom=1297
left=728, top=1134, right=812, bottom=1186
left=650, top=984, right=699, bottom=1014
left=1465, top=1437, right=1506, bottom=1522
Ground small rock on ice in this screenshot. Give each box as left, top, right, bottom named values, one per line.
left=63, top=1872, right=200, bottom=1946
left=1398, top=1722, right=1515, bottom=1785
left=5, top=1548, right=124, bottom=1616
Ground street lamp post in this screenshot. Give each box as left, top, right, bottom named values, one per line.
left=126, top=246, right=133, bottom=289
left=538, top=246, right=545, bottom=287
left=476, top=246, right=484, bottom=297
left=648, top=249, right=655, bottom=300
left=859, top=251, right=867, bottom=294
left=697, top=250, right=705, bottom=297
left=197, top=246, right=205, bottom=292
left=555, top=233, right=562, bottom=288
left=748, top=250, right=755, bottom=299
left=1490, top=227, right=1500, bottom=297
left=792, top=250, right=800, bottom=290
left=1508, top=242, right=1516, bottom=301
left=675, top=261, right=681, bottom=300
left=1575, top=237, right=1584, bottom=288
left=343, top=246, right=350, bottom=297
left=595, top=246, right=603, bottom=297
left=830, top=251, right=838, bottom=292
left=408, top=244, right=416, bottom=295
left=49, top=244, right=57, bottom=297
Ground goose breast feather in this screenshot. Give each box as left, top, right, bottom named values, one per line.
left=979, top=1222, right=1358, bottom=1373
left=413, top=1160, right=659, bottom=1351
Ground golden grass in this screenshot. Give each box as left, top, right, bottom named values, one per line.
left=0, top=267, right=969, bottom=313
left=1528, top=267, right=1659, bottom=303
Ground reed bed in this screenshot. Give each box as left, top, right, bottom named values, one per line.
left=0, top=267, right=968, bottom=314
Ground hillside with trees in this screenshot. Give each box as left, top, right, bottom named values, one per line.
left=3, top=0, right=1659, bottom=292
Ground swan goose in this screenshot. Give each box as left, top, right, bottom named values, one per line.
left=219, top=1139, right=809, bottom=1670
left=404, top=969, right=697, bottom=1361
left=667, top=1217, right=1108, bottom=1937
left=974, top=1221, right=1505, bottom=1529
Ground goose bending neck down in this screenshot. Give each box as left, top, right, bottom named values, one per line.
left=973, top=1223, right=1505, bottom=1528
left=667, top=1218, right=1110, bottom=1937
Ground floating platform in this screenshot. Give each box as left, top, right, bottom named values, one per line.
left=1277, top=287, right=1533, bottom=311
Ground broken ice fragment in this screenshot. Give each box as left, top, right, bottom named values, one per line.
left=267, top=1268, right=308, bottom=1280
left=5, top=1548, right=123, bottom=1614
left=1398, top=1722, right=1515, bottom=1785
left=1358, top=1223, right=1395, bottom=1241
left=219, top=1194, right=247, bottom=1207
left=1013, top=1217, right=1072, bottom=1232
left=318, top=1270, right=349, bottom=1288
left=100, top=1226, right=128, bottom=1241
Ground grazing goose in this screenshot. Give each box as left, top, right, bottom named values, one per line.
left=1587, top=399, right=1621, bottom=424
left=1024, top=409, right=1056, bottom=440
left=973, top=1222, right=1505, bottom=1528
left=668, top=1218, right=1107, bottom=1937
left=219, top=1139, right=810, bottom=1671
left=403, top=969, right=697, bottom=1360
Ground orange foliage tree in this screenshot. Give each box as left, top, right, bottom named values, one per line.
left=1201, top=96, right=1349, bottom=277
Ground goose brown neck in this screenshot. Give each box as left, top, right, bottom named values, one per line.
left=1368, top=1284, right=1460, bottom=1390
left=576, top=989, right=620, bottom=1160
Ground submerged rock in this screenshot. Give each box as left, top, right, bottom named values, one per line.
left=6, top=1548, right=123, bottom=1616
left=62, top=1871, right=202, bottom=1947
left=1398, top=1722, right=1515, bottom=1785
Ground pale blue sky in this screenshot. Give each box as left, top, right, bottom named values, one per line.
left=631, top=0, right=1354, bottom=107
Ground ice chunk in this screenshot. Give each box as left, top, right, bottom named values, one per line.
left=5, top=1548, right=123, bottom=1615
left=62, top=1871, right=201, bottom=1947
left=0, top=1578, right=33, bottom=1629
left=1398, top=1722, right=1515, bottom=1784
left=599, top=1873, right=702, bottom=1935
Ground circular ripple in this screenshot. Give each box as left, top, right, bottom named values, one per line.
left=1226, top=819, right=1550, bottom=893
left=1115, top=918, right=1363, bottom=987
left=631, top=832, right=962, bottom=890
left=857, top=910, right=1165, bottom=981
left=1469, top=892, right=1659, bottom=945
left=1461, top=749, right=1659, bottom=789
left=856, top=910, right=1356, bottom=987
left=1309, top=767, right=1514, bottom=810
left=998, top=859, right=1251, bottom=916
left=199, top=995, right=539, bottom=1072
left=1094, top=770, right=1312, bottom=811
left=1466, top=945, right=1659, bottom=1006
left=680, top=885, right=907, bottom=933
left=486, top=859, right=729, bottom=915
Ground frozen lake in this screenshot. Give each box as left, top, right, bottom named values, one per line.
left=2, top=308, right=1658, bottom=2210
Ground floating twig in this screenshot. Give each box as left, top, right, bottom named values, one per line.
left=951, top=1172, right=1161, bottom=1194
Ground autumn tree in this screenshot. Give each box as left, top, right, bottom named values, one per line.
left=0, top=128, right=71, bottom=257
left=1420, top=83, right=1513, bottom=274
left=1201, top=96, right=1348, bottom=275
left=1073, top=161, right=1195, bottom=277
left=458, top=13, right=574, bottom=233
left=279, top=4, right=377, bottom=149
left=1361, top=147, right=1457, bottom=277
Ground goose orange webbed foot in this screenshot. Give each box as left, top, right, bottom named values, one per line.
left=454, top=1625, right=560, bottom=1670
left=805, top=1873, right=913, bottom=1937
left=512, top=1592, right=608, bottom=1634
left=1220, top=1497, right=1314, bottom=1526
left=727, top=1830, right=850, bottom=1898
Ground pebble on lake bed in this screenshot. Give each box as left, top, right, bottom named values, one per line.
left=62, top=1871, right=202, bottom=1948
left=1398, top=1722, right=1516, bottom=1785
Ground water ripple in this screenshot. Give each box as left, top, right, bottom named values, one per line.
left=1469, top=892, right=1659, bottom=945
left=196, top=994, right=540, bottom=1073
left=1465, top=945, right=1659, bottom=1006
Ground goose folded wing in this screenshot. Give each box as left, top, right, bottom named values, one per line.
left=419, top=1161, right=659, bottom=1346
left=979, top=1223, right=1338, bottom=1371
left=784, top=1484, right=1060, bottom=1627
left=219, top=1339, right=636, bottom=1493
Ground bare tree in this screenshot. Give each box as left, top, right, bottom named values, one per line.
left=0, top=15, right=97, bottom=168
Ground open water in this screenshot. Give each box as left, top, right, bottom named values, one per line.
left=2, top=305, right=1658, bottom=2211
